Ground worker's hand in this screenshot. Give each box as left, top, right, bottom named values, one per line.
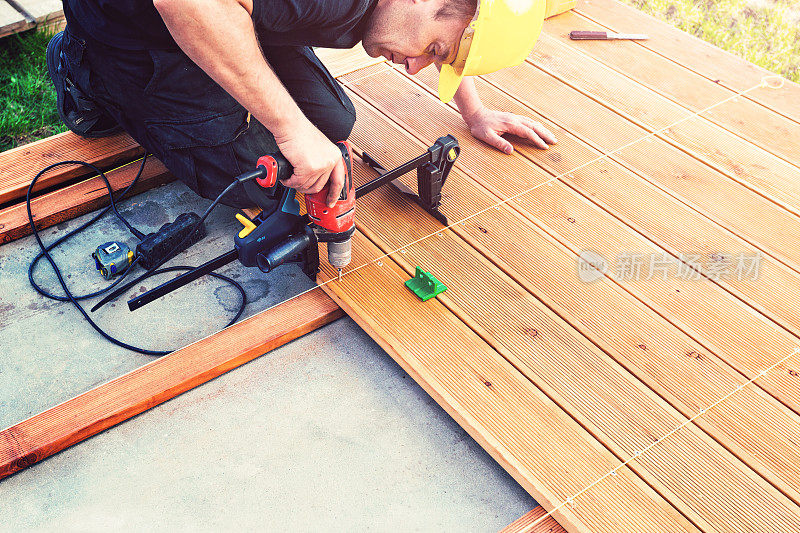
left=275, top=121, right=346, bottom=207
left=464, top=107, right=557, bottom=154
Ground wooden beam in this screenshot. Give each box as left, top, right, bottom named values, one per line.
left=501, top=507, right=566, bottom=533
left=0, top=156, right=173, bottom=245
left=0, top=131, right=143, bottom=206
left=0, top=0, right=30, bottom=38
left=0, top=289, right=343, bottom=480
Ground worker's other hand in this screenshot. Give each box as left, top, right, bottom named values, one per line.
left=464, top=107, right=557, bottom=154
left=276, top=122, right=346, bottom=207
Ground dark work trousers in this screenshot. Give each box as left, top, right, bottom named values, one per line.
left=59, top=25, right=357, bottom=209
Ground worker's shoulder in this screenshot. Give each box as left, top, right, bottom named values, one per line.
left=253, top=0, right=375, bottom=26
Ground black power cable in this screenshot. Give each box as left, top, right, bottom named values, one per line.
left=27, top=156, right=247, bottom=356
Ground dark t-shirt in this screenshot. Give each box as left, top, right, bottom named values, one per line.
left=64, top=0, right=377, bottom=50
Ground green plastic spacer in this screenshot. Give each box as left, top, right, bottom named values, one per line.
left=405, top=266, right=447, bottom=301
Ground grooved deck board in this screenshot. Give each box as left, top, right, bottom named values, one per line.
left=340, top=85, right=800, bottom=529
left=318, top=233, right=699, bottom=533
left=575, top=0, right=800, bottom=123
left=531, top=22, right=800, bottom=218
left=501, top=507, right=566, bottom=533
left=355, top=65, right=800, bottom=418
left=535, top=17, right=800, bottom=170
left=314, top=8, right=800, bottom=529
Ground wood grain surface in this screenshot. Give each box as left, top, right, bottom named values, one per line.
left=501, top=506, right=566, bottom=533
left=0, top=156, right=173, bottom=244
left=0, top=131, right=143, bottom=207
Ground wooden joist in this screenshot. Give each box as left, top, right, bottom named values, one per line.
left=0, top=131, right=143, bottom=206
left=0, top=289, right=343, bottom=480
left=0, top=156, right=173, bottom=244
left=0, top=0, right=63, bottom=37
left=0, top=0, right=28, bottom=38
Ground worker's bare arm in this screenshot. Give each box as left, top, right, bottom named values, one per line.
left=153, top=0, right=345, bottom=205
left=452, top=76, right=557, bottom=154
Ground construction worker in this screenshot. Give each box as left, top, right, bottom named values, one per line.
left=47, top=0, right=556, bottom=210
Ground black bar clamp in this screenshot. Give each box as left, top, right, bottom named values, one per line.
left=360, top=135, right=459, bottom=226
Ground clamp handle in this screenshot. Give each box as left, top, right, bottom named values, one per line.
left=255, top=153, right=292, bottom=189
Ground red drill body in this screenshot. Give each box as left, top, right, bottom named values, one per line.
left=254, top=141, right=355, bottom=269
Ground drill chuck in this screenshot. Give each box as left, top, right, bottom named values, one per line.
left=327, top=238, right=352, bottom=269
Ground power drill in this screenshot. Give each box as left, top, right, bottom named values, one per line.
left=253, top=141, right=355, bottom=274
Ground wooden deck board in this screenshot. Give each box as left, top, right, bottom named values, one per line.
left=574, top=0, right=800, bottom=124
left=473, top=64, right=800, bottom=365
left=316, top=8, right=800, bottom=529
left=352, top=65, right=800, bottom=416
left=537, top=14, right=800, bottom=171
left=530, top=25, right=800, bottom=227
left=501, top=506, right=566, bottom=533
left=345, top=70, right=800, bottom=506
left=319, top=233, right=699, bottom=533
left=342, top=80, right=800, bottom=528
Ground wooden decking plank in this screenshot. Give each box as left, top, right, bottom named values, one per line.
left=477, top=63, right=800, bottom=345
left=319, top=232, right=699, bottom=533
left=574, top=0, right=800, bottom=124
left=314, top=46, right=385, bottom=78
left=0, top=289, right=343, bottom=480
left=13, top=0, right=61, bottom=21
left=0, top=131, right=143, bottom=206
left=529, top=28, right=800, bottom=220
left=343, top=83, right=800, bottom=526
left=0, top=157, right=173, bottom=244
left=501, top=507, right=566, bottom=533
left=366, top=64, right=800, bottom=418
left=0, top=0, right=30, bottom=38
left=540, top=11, right=800, bottom=170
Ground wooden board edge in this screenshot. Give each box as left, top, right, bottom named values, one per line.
left=0, top=132, right=143, bottom=206
left=500, top=506, right=567, bottom=533
left=0, top=289, right=343, bottom=480
left=0, top=158, right=173, bottom=245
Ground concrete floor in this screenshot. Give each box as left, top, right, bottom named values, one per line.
left=0, top=181, right=535, bottom=531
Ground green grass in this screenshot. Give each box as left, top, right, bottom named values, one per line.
left=0, top=29, right=66, bottom=152
left=622, top=0, right=800, bottom=83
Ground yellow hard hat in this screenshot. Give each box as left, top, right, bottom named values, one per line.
left=438, top=0, right=546, bottom=102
